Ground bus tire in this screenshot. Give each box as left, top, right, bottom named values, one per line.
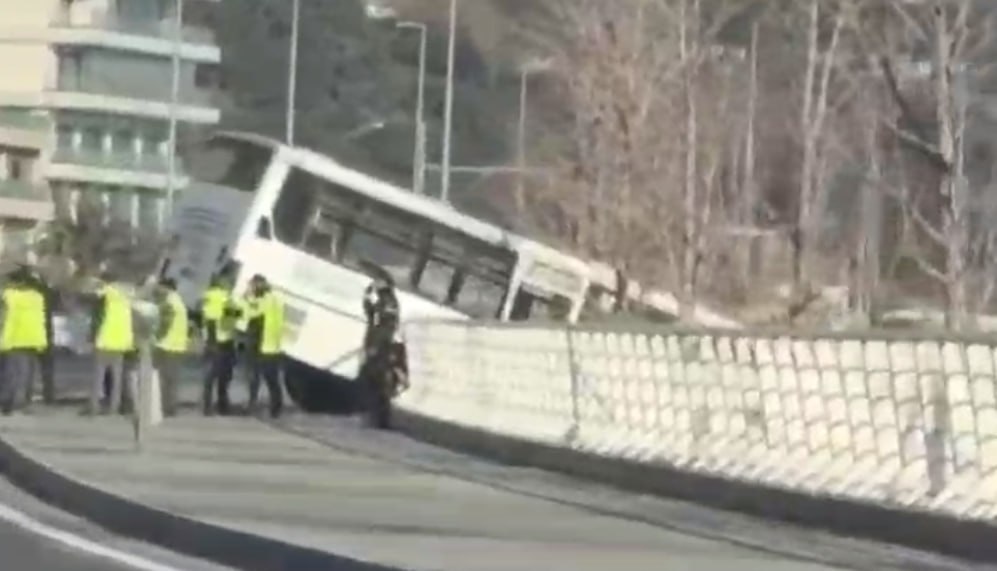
left=281, top=357, right=361, bottom=415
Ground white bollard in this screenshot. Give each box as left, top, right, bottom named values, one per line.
left=139, top=345, right=164, bottom=428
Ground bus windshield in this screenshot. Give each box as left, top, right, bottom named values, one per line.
left=184, top=135, right=274, bottom=193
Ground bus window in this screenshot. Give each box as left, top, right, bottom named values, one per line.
left=185, top=136, right=273, bottom=193
left=414, top=227, right=514, bottom=319
left=272, top=170, right=318, bottom=245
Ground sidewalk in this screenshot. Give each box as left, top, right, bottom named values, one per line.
left=0, top=406, right=876, bottom=571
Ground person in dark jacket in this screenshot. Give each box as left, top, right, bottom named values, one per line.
left=360, top=276, right=406, bottom=428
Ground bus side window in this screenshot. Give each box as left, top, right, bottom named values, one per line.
left=256, top=218, right=272, bottom=239
left=510, top=290, right=535, bottom=321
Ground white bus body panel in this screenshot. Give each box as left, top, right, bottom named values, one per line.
left=234, top=236, right=466, bottom=379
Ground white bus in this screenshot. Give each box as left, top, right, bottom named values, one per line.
left=160, top=131, right=591, bottom=409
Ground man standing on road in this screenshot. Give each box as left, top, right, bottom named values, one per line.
left=154, top=278, right=188, bottom=417
left=360, top=276, right=405, bottom=429
left=90, top=272, right=134, bottom=416
left=200, top=274, right=237, bottom=415
left=25, top=269, right=56, bottom=405
left=247, top=275, right=283, bottom=418
left=240, top=286, right=263, bottom=413
left=0, top=267, right=47, bottom=415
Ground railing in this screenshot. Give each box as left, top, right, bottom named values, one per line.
left=50, top=12, right=215, bottom=46
left=397, top=320, right=997, bottom=521
left=50, top=148, right=183, bottom=175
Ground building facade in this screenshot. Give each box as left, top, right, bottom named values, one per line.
left=0, top=0, right=221, bottom=240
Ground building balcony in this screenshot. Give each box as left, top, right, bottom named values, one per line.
left=0, top=110, right=50, bottom=150
left=48, top=148, right=188, bottom=191
left=0, top=180, right=54, bottom=222
left=0, top=90, right=219, bottom=124
left=0, top=18, right=219, bottom=64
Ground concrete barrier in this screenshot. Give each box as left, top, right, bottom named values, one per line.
left=396, top=320, right=997, bottom=560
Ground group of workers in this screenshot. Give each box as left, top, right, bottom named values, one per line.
left=0, top=264, right=406, bottom=427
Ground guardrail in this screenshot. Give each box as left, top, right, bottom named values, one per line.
left=396, top=321, right=997, bottom=523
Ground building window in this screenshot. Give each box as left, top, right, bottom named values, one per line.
left=194, top=63, right=219, bottom=89
left=138, top=192, right=162, bottom=233
left=110, top=187, right=135, bottom=226
left=80, top=127, right=102, bottom=155
left=56, top=124, right=75, bottom=152
left=0, top=151, right=34, bottom=183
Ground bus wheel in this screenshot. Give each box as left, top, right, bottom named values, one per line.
left=282, top=358, right=361, bottom=415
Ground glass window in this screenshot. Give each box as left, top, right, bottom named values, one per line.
left=80, top=126, right=102, bottom=155
left=185, top=135, right=273, bottom=193
left=56, top=124, right=75, bottom=152
left=109, top=188, right=135, bottom=226
left=138, top=192, right=162, bottom=232
left=453, top=272, right=506, bottom=319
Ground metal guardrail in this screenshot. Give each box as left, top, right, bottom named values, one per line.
left=397, top=320, right=997, bottom=522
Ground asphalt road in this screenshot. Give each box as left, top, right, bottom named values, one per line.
left=0, top=476, right=235, bottom=571
left=0, top=519, right=128, bottom=571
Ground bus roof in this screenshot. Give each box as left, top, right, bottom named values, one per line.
left=213, top=129, right=591, bottom=276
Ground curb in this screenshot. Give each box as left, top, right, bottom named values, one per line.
left=393, top=408, right=997, bottom=564
left=0, top=429, right=402, bottom=571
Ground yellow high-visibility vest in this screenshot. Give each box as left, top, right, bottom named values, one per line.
left=258, top=291, right=284, bottom=356
left=202, top=286, right=227, bottom=323
left=0, top=287, right=21, bottom=351
left=96, top=284, right=134, bottom=352
left=237, top=293, right=260, bottom=333
left=20, top=288, right=48, bottom=351
left=157, top=290, right=188, bottom=353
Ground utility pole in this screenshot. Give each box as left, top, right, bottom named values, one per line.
left=398, top=22, right=427, bottom=195
left=441, top=0, right=457, bottom=203
left=286, top=0, right=300, bottom=146
left=165, top=0, right=183, bottom=225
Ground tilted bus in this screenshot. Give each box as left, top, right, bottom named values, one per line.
left=159, top=131, right=591, bottom=410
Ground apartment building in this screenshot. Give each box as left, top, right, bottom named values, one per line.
left=0, top=0, right=221, bottom=238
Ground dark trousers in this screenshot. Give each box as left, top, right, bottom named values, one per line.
left=254, top=354, right=282, bottom=418
left=27, top=349, right=55, bottom=404
left=1, top=350, right=37, bottom=415
left=360, top=350, right=393, bottom=429
left=203, top=343, right=235, bottom=415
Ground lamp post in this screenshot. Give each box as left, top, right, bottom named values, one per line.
left=515, top=58, right=552, bottom=217
left=165, top=0, right=183, bottom=224
left=441, top=0, right=457, bottom=203
left=342, top=119, right=387, bottom=142
left=286, top=0, right=300, bottom=146
left=398, top=21, right=427, bottom=195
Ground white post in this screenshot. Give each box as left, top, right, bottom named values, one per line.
left=286, top=0, right=300, bottom=146
left=165, top=0, right=183, bottom=220
left=399, top=22, right=428, bottom=195
left=441, top=0, right=458, bottom=203
left=516, top=69, right=529, bottom=216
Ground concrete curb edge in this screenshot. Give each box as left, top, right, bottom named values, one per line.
left=0, top=428, right=401, bottom=571
left=393, top=408, right=997, bottom=563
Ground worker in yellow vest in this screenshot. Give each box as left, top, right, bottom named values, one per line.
left=238, top=288, right=264, bottom=412
left=154, top=278, right=188, bottom=417
left=90, top=272, right=134, bottom=416
left=248, top=275, right=284, bottom=418
left=0, top=267, right=48, bottom=415
left=200, top=274, right=237, bottom=415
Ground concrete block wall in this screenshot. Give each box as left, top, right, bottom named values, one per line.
left=397, top=321, right=997, bottom=522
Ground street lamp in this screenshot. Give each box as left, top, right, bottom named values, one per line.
left=165, top=0, right=183, bottom=223
left=441, top=0, right=458, bottom=203
left=516, top=57, right=553, bottom=217
left=397, top=21, right=428, bottom=195
left=286, top=0, right=301, bottom=146
left=342, top=119, right=387, bottom=142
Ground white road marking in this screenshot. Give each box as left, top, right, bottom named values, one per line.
left=0, top=502, right=185, bottom=571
